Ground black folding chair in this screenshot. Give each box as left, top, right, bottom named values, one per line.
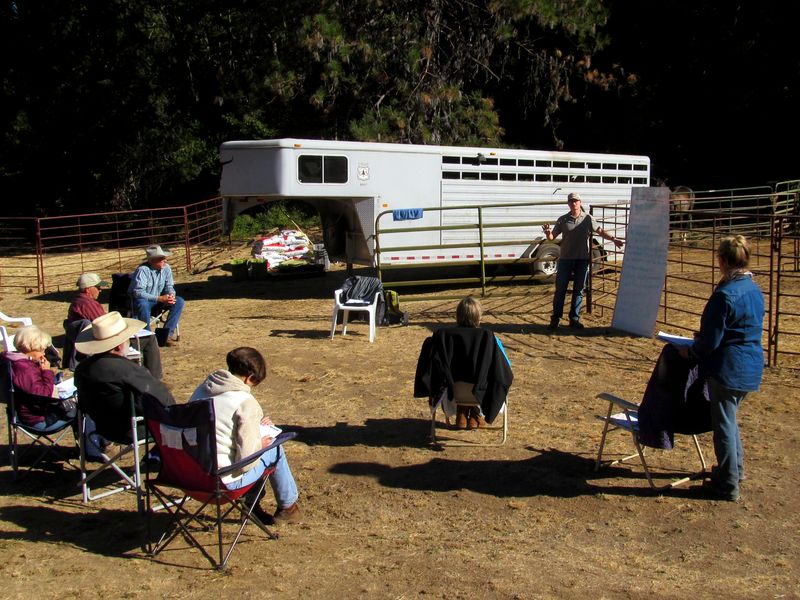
left=1, top=357, right=77, bottom=479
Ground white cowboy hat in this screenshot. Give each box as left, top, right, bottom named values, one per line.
left=75, top=311, right=146, bottom=355
left=145, top=245, right=172, bottom=259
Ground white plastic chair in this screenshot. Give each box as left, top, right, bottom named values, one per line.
left=330, top=289, right=381, bottom=343
left=0, top=311, right=33, bottom=352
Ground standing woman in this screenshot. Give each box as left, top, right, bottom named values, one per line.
left=679, top=235, right=764, bottom=501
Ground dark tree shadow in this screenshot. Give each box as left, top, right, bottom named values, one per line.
left=329, top=447, right=709, bottom=500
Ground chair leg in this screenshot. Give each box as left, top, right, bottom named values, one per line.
left=368, top=308, right=376, bottom=342
left=330, top=304, right=339, bottom=340
left=595, top=402, right=615, bottom=471
left=692, top=434, right=708, bottom=471
left=342, top=310, right=349, bottom=336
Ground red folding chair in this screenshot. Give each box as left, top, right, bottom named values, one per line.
left=142, top=393, right=296, bottom=569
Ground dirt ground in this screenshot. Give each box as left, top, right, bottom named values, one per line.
left=1, top=251, right=798, bottom=600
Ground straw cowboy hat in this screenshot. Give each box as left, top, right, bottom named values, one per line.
left=75, top=311, right=145, bottom=355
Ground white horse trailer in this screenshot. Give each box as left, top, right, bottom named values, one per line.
left=219, top=138, right=650, bottom=269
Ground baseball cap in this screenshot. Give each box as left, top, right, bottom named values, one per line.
left=76, top=273, right=109, bottom=290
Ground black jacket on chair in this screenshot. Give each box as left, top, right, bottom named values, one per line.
left=414, top=327, right=513, bottom=425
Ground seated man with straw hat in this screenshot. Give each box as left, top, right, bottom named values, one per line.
left=75, top=312, right=175, bottom=443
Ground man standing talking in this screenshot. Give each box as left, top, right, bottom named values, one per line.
left=541, top=192, right=624, bottom=330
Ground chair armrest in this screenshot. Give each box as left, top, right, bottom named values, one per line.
left=217, top=431, right=298, bottom=477
left=0, top=311, right=33, bottom=326
left=597, top=392, right=639, bottom=412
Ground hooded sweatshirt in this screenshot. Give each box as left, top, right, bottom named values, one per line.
left=189, top=369, right=263, bottom=483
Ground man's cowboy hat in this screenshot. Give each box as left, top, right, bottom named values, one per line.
left=75, top=311, right=145, bottom=355
left=145, top=245, right=172, bottom=259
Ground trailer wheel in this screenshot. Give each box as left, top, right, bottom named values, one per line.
left=532, top=243, right=560, bottom=278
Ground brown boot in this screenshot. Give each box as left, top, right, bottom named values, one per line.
left=470, top=407, right=486, bottom=429
left=455, top=406, right=469, bottom=429
left=273, top=502, right=302, bottom=524
left=467, top=406, right=478, bottom=429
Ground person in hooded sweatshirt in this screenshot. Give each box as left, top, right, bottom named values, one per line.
left=189, top=346, right=300, bottom=524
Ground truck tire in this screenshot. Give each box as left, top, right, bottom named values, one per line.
left=532, top=243, right=560, bottom=278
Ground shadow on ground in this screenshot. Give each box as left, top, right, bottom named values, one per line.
left=329, top=446, right=709, bottom=500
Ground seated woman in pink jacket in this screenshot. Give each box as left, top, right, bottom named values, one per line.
left=1, top=325, right=70, bottom=431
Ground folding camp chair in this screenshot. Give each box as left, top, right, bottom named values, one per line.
left=142, top=394, right=297, bottom=570
left=330, top=288, right=381, bottom=343
left=594, top=392, right=708, bottom=490
left=77, top=389, right=147, bottom=512
left=1, top=357, right=77, bottom=479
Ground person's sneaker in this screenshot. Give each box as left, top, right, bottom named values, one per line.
left=568, top=319, right=584, bottom=329
left=273, top=503, right=301, bottom=524
left=701, top=479, right=740, bottom=502
left=547, top=317, right=559, bottom=330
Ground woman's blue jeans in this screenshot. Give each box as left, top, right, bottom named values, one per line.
left=708, top=377, right=747, bottom=497
left=226, top=445, right=298, bottom=509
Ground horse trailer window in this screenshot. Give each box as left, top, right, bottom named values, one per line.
left=570, top=161, right=585, bottom=169
left=298, top=156, right=323, bottom=183
left=535, top=160, right=551, bottom=167
left=587, top=175, right=601, bottom=183
left=462, top=171, right=479, bottom=180
left=535, top=174, right=551, bottom=182
left=618, top=164, right=632, bottom=170
left=553, top=160, right=568, bottom=168
left=634, top=177, right=648, bottom=184
left=500, top=158, right=516, bottom=166
left=481, top=172, right=499, bottom=180
left=500, top=173, right=516, bottom=181
left=553, top=174, right=568, bottom=182
left=442, top=156, right=460, bottom=164
left=518, top=173, right=534, bottom=181
left=442, top=171, right=460, bottom=179
left=298, top=155, right=348, bottom=183
left=324, top=156, right=348, bottom=183
left=588, top=162, right=601, bottom=169
left=634, top=164, right=648, bottom=171
left=518, top=159, right=534, bottom=167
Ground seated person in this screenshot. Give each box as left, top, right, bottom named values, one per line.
left=189, top=347, right=300, bottom=524
left=75, top=312, right=175, bottom=444
left=414, top=296, right=513, bottom=430
left=127, top=245, right=184, bottom=347
left=1, top=325, right=72, bottom=431
left=67, top=272, right=162, bottom=379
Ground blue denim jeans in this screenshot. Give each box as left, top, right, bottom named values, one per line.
left=708, top=377, right=747, bottom=497
left=132, top=296, right=184, bottom=338
left=226, top=445, right=298, bottom=509
left=552, top=258, right=590, bottom=322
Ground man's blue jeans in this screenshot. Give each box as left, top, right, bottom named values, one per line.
left=552, top=258, right=590, bottom=322
left=708, top=377, right=747, bottom=497
left=228, top=445, right=299, bottom=509
left=132, top=296, right=184, bottom=339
